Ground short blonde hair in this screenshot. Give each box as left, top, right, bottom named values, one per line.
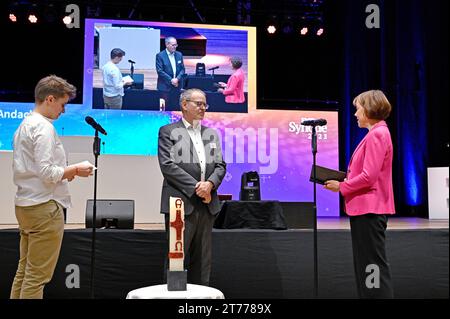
left=35, top=75, right=77, bottom=103
left=353, top=90, right=392, bottom=120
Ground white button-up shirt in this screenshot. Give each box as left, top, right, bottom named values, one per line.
left=182, top=118, right=206, bottom=181
left=102, top=61, right=124, bottom=97
left=166, top=49, right=177, bottom=78
left=13, top=112, right=71, bottom=208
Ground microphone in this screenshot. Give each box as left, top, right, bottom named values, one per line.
left=301, top=119, right=327, bottom=126
left=85, top=116, right=107, bottom=135
left=128, top=59, right=136, bottom=64
left=208, top=66, right=219, bottom=71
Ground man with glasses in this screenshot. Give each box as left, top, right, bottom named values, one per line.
left=158, top=89, right=226, bottom=286
left=156, top=36, right=186, bottom=110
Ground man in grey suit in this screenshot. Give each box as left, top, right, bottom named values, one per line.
left=158, top=88, right=226, bottom=286
left=156, top=36, right=185, bottom=110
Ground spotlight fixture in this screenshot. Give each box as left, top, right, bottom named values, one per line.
left=266, top=15, right=278, bottom=35
left=267, top=25, right=276, bottom=34
left=28, top=14, right=38, bottom=23
left=27, top=3, right=38, bottom=24
left=9, top=13, right=17, bottom=22
left=63, top=15, right=72, bottom=25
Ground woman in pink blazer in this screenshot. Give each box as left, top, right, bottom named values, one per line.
left=325, top=90, right=395, bottom=298
left=218, top=56, right=245, bottom=104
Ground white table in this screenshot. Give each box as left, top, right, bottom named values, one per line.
left=427, top=167, right=449, bottom=219
left=126, top=284, right=225, bottom=299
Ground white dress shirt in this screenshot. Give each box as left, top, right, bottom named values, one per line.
left=13, top=112, right=71, bottom=208
left=166, top=49, right=177, bottom=78
left=182, top=118, right=206, bottom=181
left=102, top=61, right=124, bottom=97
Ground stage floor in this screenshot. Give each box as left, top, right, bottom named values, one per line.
left=1, top=223, right=447, bottom=298
left=0, top=217, right=448, bottom=230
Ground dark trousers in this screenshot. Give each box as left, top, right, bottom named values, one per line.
left=350, top=214, right=394, bottom=299
left=159, top=89, right=181, bottom=111
left=164, top=208, right=216, bottom=286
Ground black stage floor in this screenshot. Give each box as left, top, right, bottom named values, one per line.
left=0, top=228, right=448, bottom=299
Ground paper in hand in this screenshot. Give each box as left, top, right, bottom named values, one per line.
left=80, top=160, right=97, bottom=170
left=122, top=75, right=134, bottom=83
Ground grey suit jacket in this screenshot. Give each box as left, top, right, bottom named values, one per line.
left=158, top=120, right=226, bottom=216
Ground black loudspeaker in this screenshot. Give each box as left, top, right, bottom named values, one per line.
left=195, top=63, right=206, bottom=76
left=239, top=171, right=261, bottom=201
left=85, top=199, right=135, bottom=229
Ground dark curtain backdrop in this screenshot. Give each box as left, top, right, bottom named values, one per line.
left=341, top=0, right=449, bottom=217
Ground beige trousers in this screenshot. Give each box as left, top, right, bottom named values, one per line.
left=10, top=200, right=64, bottom=299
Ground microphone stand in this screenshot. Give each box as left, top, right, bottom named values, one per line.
left=311, top=124, right=319, bottom=299
left=90, top=129, right=101, bottom=299
left=130, top=62, right=135, bottom=78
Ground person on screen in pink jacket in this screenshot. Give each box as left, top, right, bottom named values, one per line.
left=324, top=90, right=395, bottom=299
left=217, top=56, right=245, bottom=104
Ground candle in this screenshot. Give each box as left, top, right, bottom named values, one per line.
left=168, top=197, right=184, bottom=271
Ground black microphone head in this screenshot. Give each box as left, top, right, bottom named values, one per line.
left=85, top=116, right=95, bottom=125
left=85, top=116, right=107, bottom=135
left=128, top=59, right=135, bottom=63
left=316, top=119, right=327, bottom=126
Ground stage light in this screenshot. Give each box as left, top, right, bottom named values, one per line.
left=266, top=15, right=277, bottom=35
left=28, top=14, right=38, bottom=23
left=63, top=15, right=72, bottom=25
left=9, top=14, right=17, bottom=22
left=267, top=25, right=276, bottom=34
left=300, top=27, right=308, bottom=35
left=316, top=28, right=324, bottom=36
left=27, top=3, right=39, bottom=24
left=8, top=1, right=20, bottom=22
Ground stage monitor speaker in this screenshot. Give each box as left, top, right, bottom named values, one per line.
left=85, top=199, right=134, bottom=229
left=239, top=171, right=261, bottom=201
left=195, top=63, right=206, bottom=76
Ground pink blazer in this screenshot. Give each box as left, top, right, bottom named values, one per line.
left=222, top=68, right=245, bottom=103
left=340, top=121, right=396, bottom=216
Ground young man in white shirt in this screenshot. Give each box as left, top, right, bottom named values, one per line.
left=10, top=75, right=94, bottom=299
left=102, top=48, right=132, bottom=109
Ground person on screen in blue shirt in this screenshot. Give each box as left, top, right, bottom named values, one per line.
left=101, top=48, right=133, bottom=109
left=156, top=37, right=185, bottom=110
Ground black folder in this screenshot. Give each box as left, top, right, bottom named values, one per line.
left=309, top=165, right=346, bottom=185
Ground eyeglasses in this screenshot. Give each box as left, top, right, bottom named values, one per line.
left=186, top=99, right=209, bottom=110
left=168, top=43, right=178, bottom=47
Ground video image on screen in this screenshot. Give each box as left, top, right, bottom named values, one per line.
left=85, top=19, right=251, bottom=113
